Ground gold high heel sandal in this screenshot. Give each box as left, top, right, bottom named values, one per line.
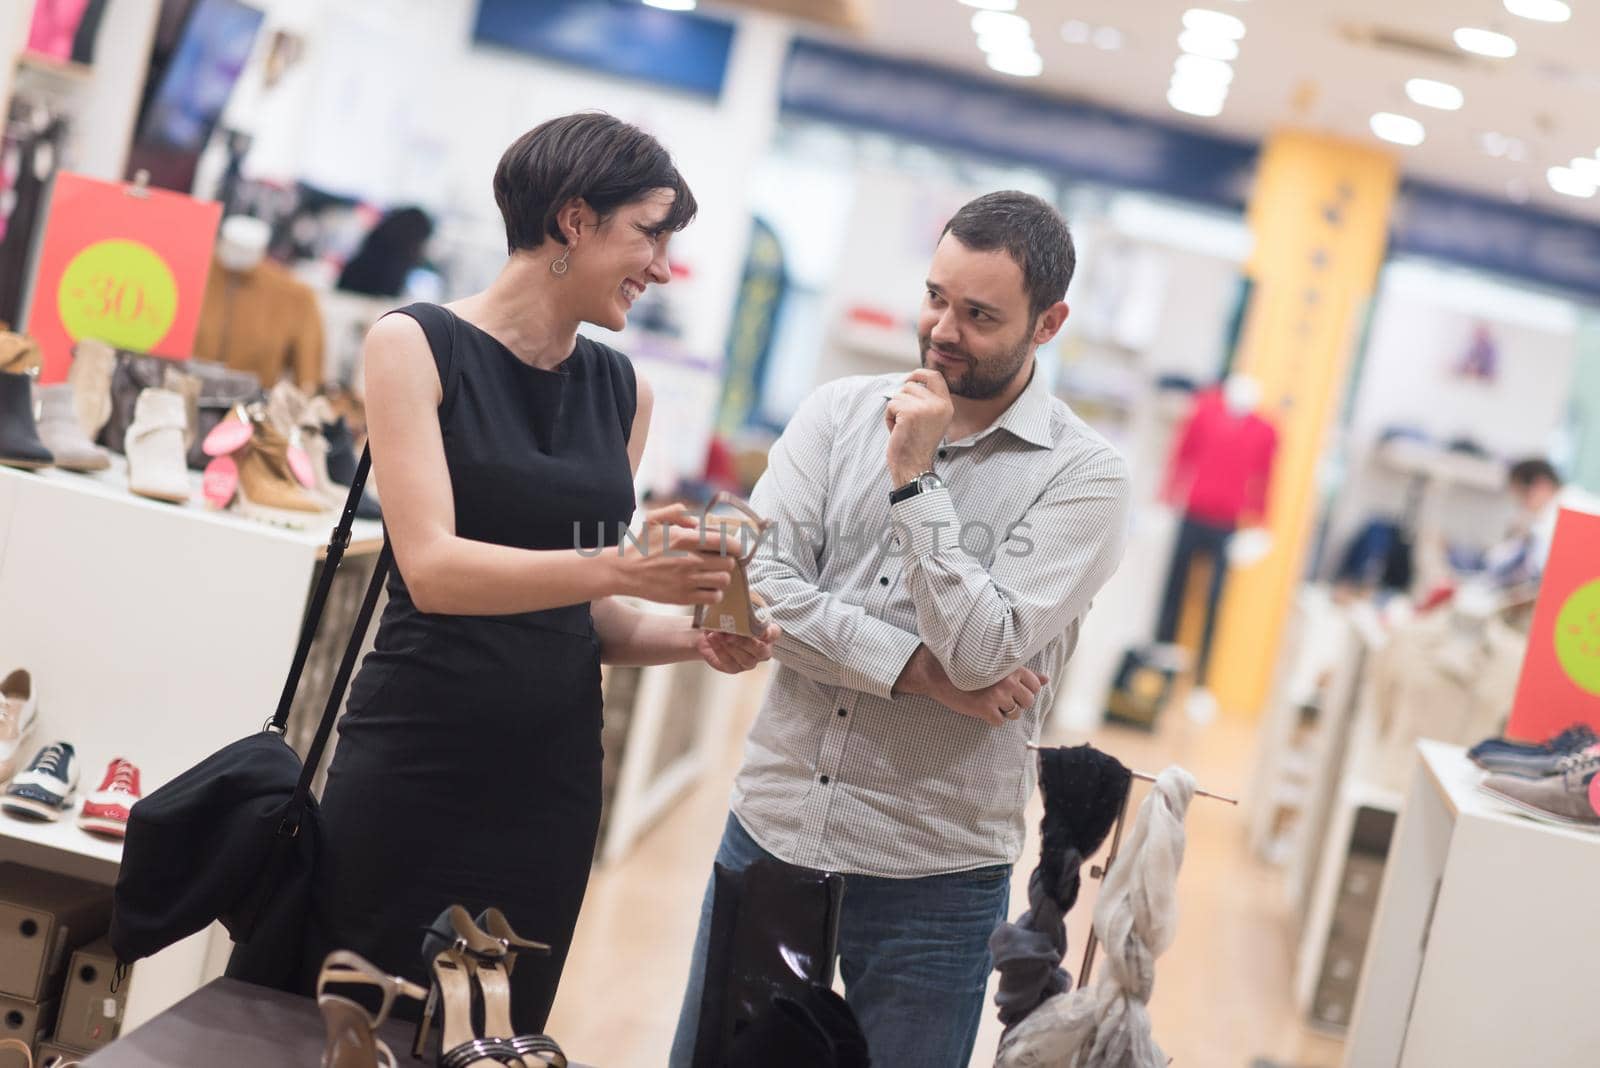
left=693, top=491, right=773, bottom=638
left=317, top=950, right=428, bottom=1068
left=474, top=908, right=565, bottom=1067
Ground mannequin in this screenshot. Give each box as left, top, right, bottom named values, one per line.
left=1155, top=373, right=1279, bottom=721
left=194, top=215, right=324, bottom=389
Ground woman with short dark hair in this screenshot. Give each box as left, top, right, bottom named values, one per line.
left=308, top=112, right=777, bottom=1039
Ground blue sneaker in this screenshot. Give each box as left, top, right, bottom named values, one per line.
left=1469, top=725, right=1598, bottom=777
left=2, top=742, right=79, bottom=821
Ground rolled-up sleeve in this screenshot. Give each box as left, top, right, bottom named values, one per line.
left=891, top=447, right=1131, bottom=691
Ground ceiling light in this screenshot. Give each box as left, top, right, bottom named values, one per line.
left=987, top=50, right=1043, bottom=77
left=959, top=0, right=1017, bottom=10
left=1178, top=29, right=1240, bottom=61
left=1182, top=9, right=1246, bottom=39
left=1405, top=78, right=1464, bottom=110
left=1504, top=0, right=1570, bottom=22
left=1370, top=112, right=1425, bottom=146
left=978, top=33, right=1035, bottom=54
left=1093, top=26, right=1124, bottom=50
left=1062, top=19, right=1091, bottom=43
left=1174, top=54, right=1234, bottom=85
left=1168, top=86, right=1225, bottom=117
left=1548, top=166, right=1597, bottom=198
left=642, top=0, right=696, bottom=9
left=1570, top=157, right=1600, bottom=183
left=1453, top=27, right=1517, bottom=57
left=971, top=10, right=1031, bottom=38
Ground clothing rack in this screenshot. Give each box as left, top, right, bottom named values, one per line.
left=1025, top=743, right=1235, bottom=987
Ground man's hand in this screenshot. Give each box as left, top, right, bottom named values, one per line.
left=697, top=622, right=782, bottom=675
left=885, top=369, right=955, bottom=487
left=893, top=645, right=1047, bottom=727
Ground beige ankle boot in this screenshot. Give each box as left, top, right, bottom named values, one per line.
left=36, top=384, right=110, bottom=472
left=236, top=411, right=328, bottom=527
left=68, top=339, right=116, bottom=438
left=126, top=389, right=191, bottom=503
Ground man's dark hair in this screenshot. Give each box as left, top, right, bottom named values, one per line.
left=941, top=191, right=1075, bottom=320
left=1509, top=458, right=1561, bottom=490
left=494, top=112, right=697, bottom=254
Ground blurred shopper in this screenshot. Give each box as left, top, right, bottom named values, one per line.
left=1486, top=458, right=1600, bottom=587
left=670, top=192, right=1131, bottom=1067
left=337, top=205, right=435, bottom=298
left=307, top=113, right=777, bottom=1036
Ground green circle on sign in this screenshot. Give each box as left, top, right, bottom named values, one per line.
left=1554, top=579, right=1600, bottom=697
left=57, top=239, right=179, bottom=352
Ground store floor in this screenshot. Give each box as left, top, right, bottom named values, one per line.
left=547, top=665, right=1347, bottom=1068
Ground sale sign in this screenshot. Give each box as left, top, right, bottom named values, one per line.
left=25, top=173, right=221, bottom=383
left=1506, top=509, right=1600, bottom=741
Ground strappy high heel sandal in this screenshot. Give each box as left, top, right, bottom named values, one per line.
left=416, top=907, right=566, bottom=1068
left=693, top=491, right=773, bottom=638
left=317, top=950, right=428, bottom=1068
left=473, top=908, right=566, bottom=1067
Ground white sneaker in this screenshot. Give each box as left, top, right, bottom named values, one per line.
left=126, top=388, right=191, bottom=503
left=0, top=669, right=38, bottom=782
left=2, top=741, right=78, bottom=821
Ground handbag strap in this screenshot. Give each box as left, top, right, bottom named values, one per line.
left=269, top=443, right=374, bottom=734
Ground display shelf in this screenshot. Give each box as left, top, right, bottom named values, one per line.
left=833, top=318, right=919, bottom=367
left=1344, top=742, right=1600, bottom=1066
left=0, top=809, right=123, bottom=871
left=14, top=50, right=95, bottom=83
left=1374, top=437, right=1507, bottom=493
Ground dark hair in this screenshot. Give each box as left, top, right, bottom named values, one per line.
left=941, top=191, right=1075, bottom=320
left=1509, top=458, right=1561, bottom=489
left=494, top=112, right=697, bottom=254
left=338, top=207, right=434, bottom=297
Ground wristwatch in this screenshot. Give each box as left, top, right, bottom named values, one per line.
left=889, top=470, right=945, bottom=505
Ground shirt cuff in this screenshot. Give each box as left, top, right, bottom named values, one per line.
left=892, top=486, right=961, bottom=562
left=838, top=620, right=923, bottom=701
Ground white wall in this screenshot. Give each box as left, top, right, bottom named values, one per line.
left=226, top=0, right=789, bottom=362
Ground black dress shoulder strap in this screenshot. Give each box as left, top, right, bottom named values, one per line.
left=582, top=336, right=638, bottom=445
left=386, top=303, right=460, bottom=416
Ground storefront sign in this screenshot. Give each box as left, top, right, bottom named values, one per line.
left=26, top=173, right=221, bottom=383
left=1507, top=509, right=1600, bottom=741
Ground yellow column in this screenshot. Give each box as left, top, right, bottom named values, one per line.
left=1209, top=130, right=1398, bottom=716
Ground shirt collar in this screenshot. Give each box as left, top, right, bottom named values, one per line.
left=879, top=364, right=1055, bottom=450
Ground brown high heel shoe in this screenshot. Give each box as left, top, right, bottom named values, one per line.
left=693, top=492, right=773, bottom=638
left=317, top=951, right=427, bottom=1068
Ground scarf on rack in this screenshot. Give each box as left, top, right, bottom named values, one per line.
left=996, top=766, right=1196, bottom=1068
left=989, top=745, right=1132, bottom=1029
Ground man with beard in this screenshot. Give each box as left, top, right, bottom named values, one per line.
left=669, top=191, right=1131, bottom=1067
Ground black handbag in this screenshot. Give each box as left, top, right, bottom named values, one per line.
left=109, top=446, right=389, bottom=990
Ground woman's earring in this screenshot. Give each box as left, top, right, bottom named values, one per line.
left=551, top=246, right=572, bottom=276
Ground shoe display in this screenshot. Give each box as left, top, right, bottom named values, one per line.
left=0, top=331, right=42, bottom=375
left=1480, top=751, right=1600, bottom=828
left=77, top=758, right=141, bottom=839
left=323, top=416, right=381, bottom=520
left=317, top=950, right=426, bottom=1068
left=125, top=388, right=192, bottom=503
left=235, top=407, right=329, bottom=528
left=36, top=384, right=111, bottom=472
left=68, top=338, right=117, bottom=439
left=2, top=742, right=80, bottom=822
left=0, top=368, right=54, bottom=470
left=0, top=669, right=39, bottom=783
left=1468, top=724, right=1598, bottom=777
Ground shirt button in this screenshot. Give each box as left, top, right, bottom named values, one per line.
left=820, top=775, right=831, bottom=785
left=938, top=449, right=948, bottom=459
left=838, top=708, right=848, bottom=717
left=879, top=576, right=889, bottom=586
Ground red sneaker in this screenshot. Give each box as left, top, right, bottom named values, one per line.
left=77, top=758, right=141, bottom=839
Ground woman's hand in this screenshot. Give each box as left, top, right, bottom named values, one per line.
left=696, top=621, right=781, bottom=675
left=612, top=503, right=737, bottom=606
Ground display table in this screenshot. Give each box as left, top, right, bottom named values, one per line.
left=0, top=462, right=382, bottom=1031
left=81, top=977, right=592, bottom=1067
left=1343, top=740, right=1600, bottom=1066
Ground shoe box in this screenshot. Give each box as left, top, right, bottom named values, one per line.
left=54, top=939, right=125, bottom=1051
left=34, top=1040, right=93, bottom=1068
left=1311, top=806, right=1395, bottom=1031
left=0, top=993, right=58, bottom=1054
left=0, top=863, right=112, bottom=1002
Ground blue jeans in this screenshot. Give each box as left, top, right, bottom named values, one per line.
left=668, top=812, right=1011, bottom=1068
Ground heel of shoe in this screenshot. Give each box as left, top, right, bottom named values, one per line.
left=412, top=978, right=439, bottom=1060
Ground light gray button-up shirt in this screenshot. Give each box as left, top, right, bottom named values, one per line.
left=730, top=366, right=1131, bottom=877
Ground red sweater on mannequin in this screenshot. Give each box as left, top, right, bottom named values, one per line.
left=1162, top=387, right=1278, bottom=527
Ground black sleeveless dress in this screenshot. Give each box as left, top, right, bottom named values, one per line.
left=310, top=303, right=637, bottom=1032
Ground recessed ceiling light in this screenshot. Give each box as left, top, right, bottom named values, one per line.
left=1405, top=78, right=1464, bottom=110
left=643, top=0, right=696, bottom=8
left=1062, top=19, right=1091, bottom=43
left=1570, top=157, right=1600, bottom=183
left=1173, top=54, right=1234, bottom=85
left=1370, top=112, right=1425, bottom=146
left=1178, top=29, right=1240, bottom=61
left=1504, top=0, right=1570, bottom=23
left=960, top=0, right=1017, bottom=10
left=1182, top=9, right=1246, bottom=39
left=1547, top=166, right=1597, bottom=198
left=1093, top=26, right=1124, bottom=50
left=1168, top=85, right=1226, bottom=117
left=1479, top=131, right=1529, bottom=161
left=971, top=10, right=1031, bottom=39
left=978, top=33, right=1035, bottom=54
left=987, top=50, right=1043, bottom=77
left=1453, top=27, right=1518, bottom=58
